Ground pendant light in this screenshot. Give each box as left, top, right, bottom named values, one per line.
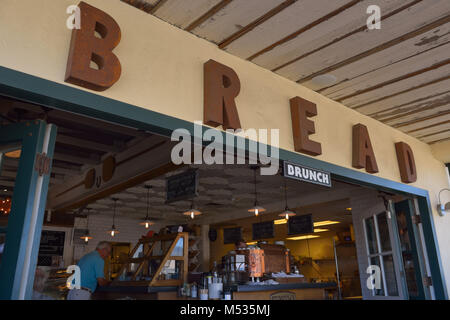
left=108, top=198, right=120, bottom=237
left=80, top=208, right=93, bottom=243
left=279, top=179, right=296, bottom=220
left=183, top=199, right=201, bottom=219
left=248, top=166, right=266, bottom=216
left=140, top=185, right=155, bottom=228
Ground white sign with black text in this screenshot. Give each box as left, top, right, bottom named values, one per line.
left=283, top=161, right=332, bottom=188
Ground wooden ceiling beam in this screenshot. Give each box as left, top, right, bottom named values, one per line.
left=218, top=0, right=297, bottom=49
left=394, top=110, right=450, bottom=128
left=47, top=109, right=146, bottom=138
left=121, top=0, right=154, bottom=13
left=297, top=14, right=450, bottom=83
left=150, top=0, right=169, bottom=14
left=53, top=152, right=100, bottom=166
left=380, top=102, right=450, bottom=123
left=353, top=75, right=450, bottom=110
left=185, top=0, right=233, bottom=32
left=271, top=0, right=421, bottom=73
left=0, top=171, right=16, bottom=178
left=0, top=180, right=14, bottom=187
left=50, top=165, right=81, bottom=176
left=336, top=58, right=450, bottom=102
left=416, top=128, right=450, bottom=139
left=429, top=137, right=450, bottom=144
left=247, top=0, right=361, bottom=61
left=56, top=134, right=121, bottom=153
left=368, top=90, right=450, bottom=118
left=406, top=120, right=450, bottom=134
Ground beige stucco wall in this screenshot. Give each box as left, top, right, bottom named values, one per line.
left=1, top=0, right=449, bottom=293
left=431, top=141, right=450, bottom=164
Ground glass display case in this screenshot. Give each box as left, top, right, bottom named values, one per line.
left=112, top=232, right=188, bottom=287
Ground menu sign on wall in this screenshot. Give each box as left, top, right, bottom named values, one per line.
left=252, top=221, right=274, bottom=240
left=283, top=161, right=332, bottom=188
left=166, top=169, right=199, bottom=203
left=288, top=214, right=314, bottom=235
left=223, top=227, right=242, bottom=245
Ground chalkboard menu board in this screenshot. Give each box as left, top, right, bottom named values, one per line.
left=223, top=227, right=242, bottom=245
left=288, top=214, right=313, bottom=235
left=252, top=221, right=274, bottom=240
left=38, top=230, right=65, bottom=266
left=166, top=169, right=198, bottom=203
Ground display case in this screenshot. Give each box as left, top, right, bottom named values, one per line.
left=112, top=232, right=188, bottom=287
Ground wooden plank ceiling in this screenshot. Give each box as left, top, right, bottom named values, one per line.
left=0, top=96, right=151, bottom=197
left=122, top=0, right=450, bottom=145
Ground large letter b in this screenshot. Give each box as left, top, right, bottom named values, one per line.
left=65, top=2, right=121, bottom=91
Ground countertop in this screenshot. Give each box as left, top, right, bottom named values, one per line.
left=225, top=282, right=337, bottom=292
left=96, top=285, right=178, bottom=293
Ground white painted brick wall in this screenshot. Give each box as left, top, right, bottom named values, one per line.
left=72, top=214, right=163, bottom=262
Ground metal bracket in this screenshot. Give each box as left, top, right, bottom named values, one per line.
left=412, top=215, right=422, bottom=225
left=34, top=152, right=51, bottom=176
left=423, top=276, right=433, bottom=287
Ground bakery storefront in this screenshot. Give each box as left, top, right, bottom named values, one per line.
left=0, top=0, right=449, bottom=301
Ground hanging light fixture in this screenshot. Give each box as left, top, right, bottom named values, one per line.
left=80, top=208, right=93, bottom=243
left=108, top=198, right=120, bottom=237
left=140, top=185, right=155, bottom=228
left=279, top=178, right=296, bottom=220
left=183, top=200, right=202, bottom=219
left=248, top=166, right=265, bottom=216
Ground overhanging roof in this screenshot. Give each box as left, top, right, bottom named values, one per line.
left=122, top=0, right=450, bottom=145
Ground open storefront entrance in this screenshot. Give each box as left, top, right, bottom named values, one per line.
left=0, top=92, right=444, bottom=300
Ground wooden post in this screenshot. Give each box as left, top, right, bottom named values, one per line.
left=200, top=224, right=210, bottom=272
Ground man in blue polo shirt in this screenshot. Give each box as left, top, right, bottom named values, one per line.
left=67, top=241, right=111, bottom=300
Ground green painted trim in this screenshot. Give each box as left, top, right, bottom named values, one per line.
left=0, top=66, right=447, bottom=299
left=24, top=124, right=58, bottom=299
left=0, top=121, right=33, bottom=143
left=394, top=200, right=427, bottom=300
left=417, top=197, right=448, bottom=300
left=0, top=120, right=47, bottom=299
left=388, top=201, right=410, bottom=299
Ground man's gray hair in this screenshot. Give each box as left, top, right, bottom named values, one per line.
left=96, top=241, right=112, bottom=250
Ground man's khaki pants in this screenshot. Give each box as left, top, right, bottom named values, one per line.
left=67, top=288, right=92, bottom=300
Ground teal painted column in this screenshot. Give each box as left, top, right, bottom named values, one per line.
left=418, top=196, right=448, bottom=300
left=23, top=123, right=57, bottom=299
left=0, top=120, right=57, bottom=300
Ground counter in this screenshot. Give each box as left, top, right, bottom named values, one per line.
left=92, top=282, right=337, bottom=300
left=226, top=282, right=337, bottom=300
left=92, top=286, right=178, bottom=300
